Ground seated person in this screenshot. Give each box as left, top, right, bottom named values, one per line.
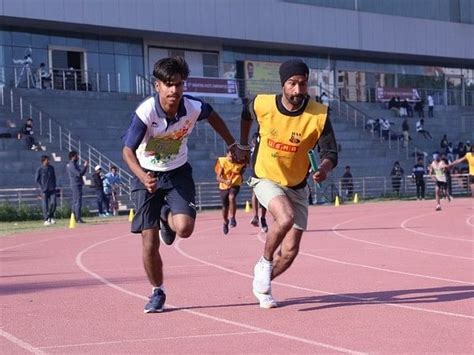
left=19, top=118, right=40, bottom=151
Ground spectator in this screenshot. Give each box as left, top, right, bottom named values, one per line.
left=36, top=63, right=51, bottom=89
left=66, top=150, right=88, bottom=223
left=92, top=165, right=109, bottom=217
left=440, top=134, right=448, bottom=150
left=388, top=97, right=399, bottom=116
left=19, top=118, right=40, bottom=150
left=441, top=153, right=453, bottom=198
left=416, top=119, right=432, bottom=139
left=341, top=165, right=354, bottom=200
left=380, top=118, right=391, bottom=140
left=35, top=155, right=57, bottom=225
left=412, top=158, right=426, bottom=200
left=103, top=165, right=122, bottom=216
left=446, top=142, right=455, bottom=162
left=390, top=161, right=404, bottom=196
left=399, top=99, right=408, bottom=117
left=427, top=94, right=434, bottom=117
left=404, top=99, right=413, bottom=117
left=402, top=118, right=410, bottom=148
left=414, top=99, right=424, bottom=118
left=456, top=141, right=467, bottom=159
left=320, top=92, right=329, bottom=106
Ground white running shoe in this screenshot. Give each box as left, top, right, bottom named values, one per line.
left=49, top=218, right=56, bottom=224
left=253, top=257, right=272, bottom=294
left=436, top=204, right=441, bottom=211
left=253, top=288, right=278, bottom=309
left=44, top=220, right=51, bottom=226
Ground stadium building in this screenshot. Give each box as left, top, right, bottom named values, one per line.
left=0, top=0, right=473, bottom=206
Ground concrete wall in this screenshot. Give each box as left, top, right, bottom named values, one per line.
left=1, top=0, right=473, bottom=63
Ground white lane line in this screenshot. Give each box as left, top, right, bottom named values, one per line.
left=38, top=331, right=261, bottom=350
left=466, top=215, right=474, bottom=228
left=0, top=329, right=45, bottom=354
left=177, top=234, right=473, bottom=320
left=400, top=212, right=472, bottom=241
left=75, top=232, right=364, bottom=355
left=330, top=215, right=473, bottom=261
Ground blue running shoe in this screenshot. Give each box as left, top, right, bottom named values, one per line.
left=159, top=205, right=176, bottom=245
left=230, top=217, right=237, bottom=228
left=223, top=222, right=229, bottom=235
left=144, top=288, right=166, bottom=313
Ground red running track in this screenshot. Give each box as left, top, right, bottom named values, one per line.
left=1, top=198, right=473, bottom=354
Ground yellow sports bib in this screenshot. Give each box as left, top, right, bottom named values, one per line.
left=253, top=95, right=327, bottom=187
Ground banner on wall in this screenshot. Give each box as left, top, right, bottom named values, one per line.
left=184, top=77, right=238, bottom=98
left=243, top=60, right=329, bottom=98
left=376, top=87, right=420, bottom=102
left=244, top=60, right=282, bottom=97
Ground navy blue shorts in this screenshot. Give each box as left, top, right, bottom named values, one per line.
left=219, top=186, right=241, bottom=208
left=130, top=163, right=196, bottom=234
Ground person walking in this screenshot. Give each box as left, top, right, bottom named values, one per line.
left=215, top=150, right=246, bottom=235
left=240, top=59, right=338, bottom=308
left=66, top=150, right=88, bottom=223
left=35, top=155, right=57, bottom=225
left=122, top=56, right=244, bottom=313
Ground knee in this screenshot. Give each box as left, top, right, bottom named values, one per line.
left=174, top=222, right=194, bottom=239
left=228, top=194, right=236, bottom=203
left=277, top=214, right=295, bottom=231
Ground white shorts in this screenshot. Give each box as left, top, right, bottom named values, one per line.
left=248, top=177, right=309, bottom=230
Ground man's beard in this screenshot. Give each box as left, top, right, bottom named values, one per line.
left=286, top=94, right=306, bottom=106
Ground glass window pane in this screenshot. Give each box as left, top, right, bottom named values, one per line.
left=32, top=34, right=49, bottom=49
left=203, top=66, right=218, bottom=77
left=11, top=31, right=32, bottom=47
left=203, top=53, right=218, bottom=66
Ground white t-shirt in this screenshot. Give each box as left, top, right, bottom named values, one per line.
left=427, top=96, right=434, bottom=107
left=123, top=95, right=212, bottom=171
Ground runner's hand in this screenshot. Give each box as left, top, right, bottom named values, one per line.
left=141, top=172, right=157, bottom=193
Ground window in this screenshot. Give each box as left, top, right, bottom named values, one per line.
left=203, top=53, right=219, bottom=77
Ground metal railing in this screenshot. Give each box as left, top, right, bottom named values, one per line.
left=1, top=175, right=469, bottom=213
left=1, top=65, right=124, bottom=93
left=0, top=83, right=134, bottom=196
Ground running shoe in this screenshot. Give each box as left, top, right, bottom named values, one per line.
left=253, top=288, right=278, bottom=309
left=159, top=205, right=176, bottom=245
left=253, top=257, right=272, bottom=294
left=144, top=288, right=166, bottom=313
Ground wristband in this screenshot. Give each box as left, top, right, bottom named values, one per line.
left=227, top=141, right=238, bottom=150
left=237, top=144, right=251, bottom=151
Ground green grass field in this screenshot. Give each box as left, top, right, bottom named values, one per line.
left=0, top=216, right=129, bottom=237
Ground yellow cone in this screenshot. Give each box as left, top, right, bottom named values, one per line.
left=128, top=208, right=135, bottom=222
left=69, top=213, right=76, bottom=229
left=245, top=201, right=251, bottom=213
left=353, top=193, right=359, bottom=204
left=334, top=196, right=340, bottom=207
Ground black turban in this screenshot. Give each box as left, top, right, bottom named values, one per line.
left=279, top=59, right=309, bottom=86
